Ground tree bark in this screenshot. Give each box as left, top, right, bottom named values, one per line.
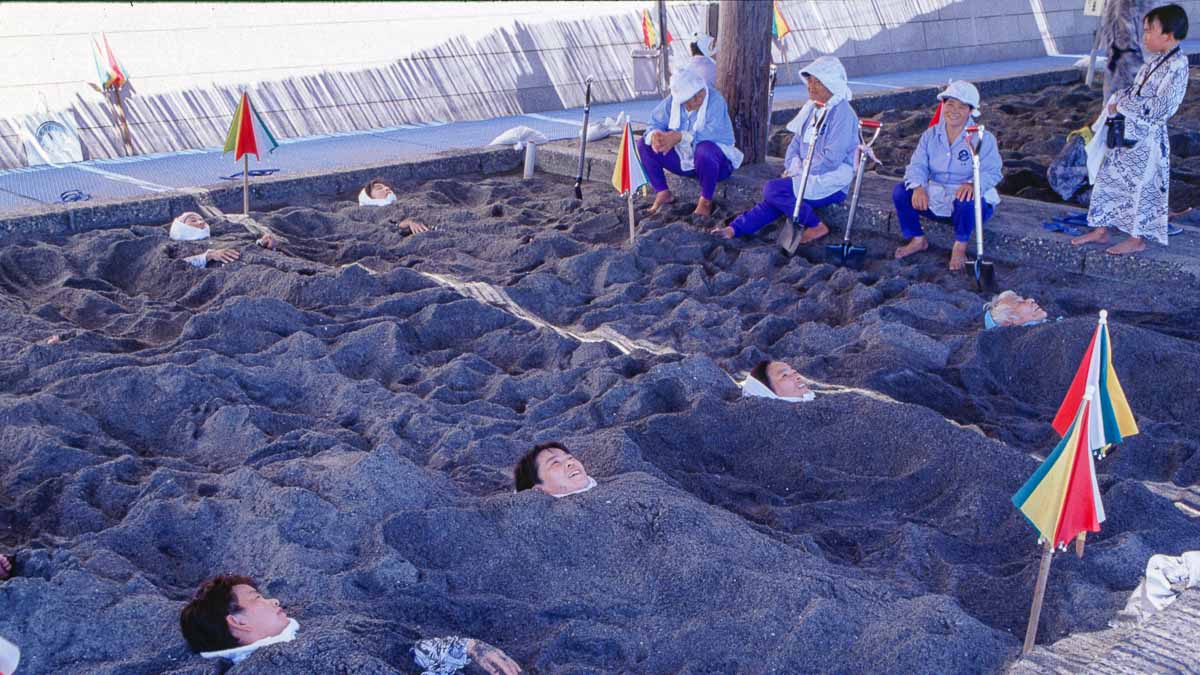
left=715, top=0, right=772, bottom=164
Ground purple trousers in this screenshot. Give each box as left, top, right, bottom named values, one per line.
left=636, top=138, right=733, bottom=200
left=729, top=176, right=846, bottom=237
left=893, top=182, right=993, bottom=243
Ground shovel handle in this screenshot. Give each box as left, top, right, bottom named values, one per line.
left=860, top=119, right=881, bottom=129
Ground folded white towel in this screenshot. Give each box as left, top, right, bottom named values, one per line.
left=200, top=619, right=300, bottom=664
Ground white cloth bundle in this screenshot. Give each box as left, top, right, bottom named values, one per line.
left=1085, top=95, right=1116, bottom=185
left=489, top=125, right=549, bottom=151
left=552, top=477, right=597, bottom=498
left=1117, top=552, right=1200, bottom=623
left=200, top=619, right=300, bottom=664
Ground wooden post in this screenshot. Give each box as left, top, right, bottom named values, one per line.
left=1085, top=29, right=1101, bottom=87
left=715, top=0, right=772, bottom=164
left=1023, top=540, right=1055, bottom=655
left=627, top=191, right=636, bottom=245
left=111, top=88, right=134, bottom=156
left=243, top=155, right=250, bottom=216
left=657, top=0, right=670, bottom=95
left=1075, top=532, right=1086, bottom=558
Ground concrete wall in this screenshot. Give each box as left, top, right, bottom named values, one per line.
left=1, top=0, right=1195, bottom=170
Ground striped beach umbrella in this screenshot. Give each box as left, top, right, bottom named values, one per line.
left=611, top=121, right=649, bottom=244
left=1051, top=310, right=1138, bottom=458
left=91, top=33, right=128, bottom=91
left=223, top=92, right=278, bottom=161
left=1014, top=388, right=1105, bottom=550
left=641, top=8, right=672, bottom=48
left=772, top=2, right=793, bottom=40
left=223, top=92, right=278, bottom=215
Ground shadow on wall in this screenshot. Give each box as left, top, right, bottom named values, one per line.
left=0, top=0, right=1099, bottom=169
left=0, top=3, right=704, bottom=169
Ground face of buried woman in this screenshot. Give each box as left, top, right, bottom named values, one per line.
left=534, top=446, right=592, bottom=496
left=766, top=361, right=812, bottom=398
left=368, top=182, right=393, bottom=200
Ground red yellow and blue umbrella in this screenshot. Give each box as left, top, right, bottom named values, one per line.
left=1051, top=310, right=1137, bottom=458
left=223, top=92, right=279, bottom=215
left=611, top=121, right=649, bottom=244
left=773, top=2, right=793, bottom=40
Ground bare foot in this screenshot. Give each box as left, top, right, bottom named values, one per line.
left=44, top=335, right=61, bottom=345
left=1071, top=227, right=1109, bottom=246
left=648, top=190, right=675, bottom=214
left=693, top=197, right=714, bottom=217
left=1106, top=237, right=1146, bottom=255
left=949, top=241, right=968, bottom=271
left=798, top=222, right=830, bottom=244
left=894, top=236, right=928, bottom=259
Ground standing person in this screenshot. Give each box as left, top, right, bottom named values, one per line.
left=711, top=56, right=857, bottom=245
left=1073, top=5, right=1190, bottom=255
left=637, top=69, right=744, bottom=217
left=892, top=81, right=1002, bottom=271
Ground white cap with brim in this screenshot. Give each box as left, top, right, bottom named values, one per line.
left=937, top=80, right=982, bottom=117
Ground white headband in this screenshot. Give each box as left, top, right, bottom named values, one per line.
left=169, top=215, right=210, bottom=241
left=359, top=189, right=397, bottom=207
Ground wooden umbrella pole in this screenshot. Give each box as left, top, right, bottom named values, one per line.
left=113, top=88, right=134, bottom=156
left=243, top=155, right=250, bottom=216
left=627, top=191, right=636, bottom=245
left=1022, top=540, right=1055, bottom=655
left=1075, top=532, right=1086, bottom=558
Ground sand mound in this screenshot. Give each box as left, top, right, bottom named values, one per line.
left=1, top=172, right=1197, bottom=673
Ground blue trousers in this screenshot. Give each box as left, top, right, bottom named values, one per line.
left=893, top=182, right=993, bottom=243
left=729, top=176, right=846, bottom=237
left=636, top=138, right=733, bottom=200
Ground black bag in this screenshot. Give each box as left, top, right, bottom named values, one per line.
left=1105, top=113, right=1136, bottom=149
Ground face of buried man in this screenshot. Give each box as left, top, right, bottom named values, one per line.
left=683, top=88, right=707, bottom=112
left=995, top=293, right=1048, bottom=326
left=804, top=75, right=832, bottom=104
left=369, top=182, right=394, bottom=200
left=941, top=97, right=971, bottom=130
left=534, top=446, right=591, bottom=496
left=766, top=361, right=812, bottom=398
left=227, top=584, right=290, bottom=646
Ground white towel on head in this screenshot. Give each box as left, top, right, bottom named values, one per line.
left=200, top=619, right=299, bottom=664
left=169, top=215, right=210, bottom=241
left=667, top=69, right=707, bottom=132
left=800, top=56, right=852, bottom=104
left=358, top=189, right=397, bottom=207
left=740, top=375, right=815, bottom=403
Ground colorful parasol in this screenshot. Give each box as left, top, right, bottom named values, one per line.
left=641, top=8, right=673, bottom=48
left=611, top=121, right=650, bottom=245
left=772, top=2, right=793, bottom=40
left=91, top=33, right=134, bottom=155
left=1051, top=310, right=1138, bottom=458
left=1014, top=387, right=1106, bottom=654
left=223, top=92, right=279, bottom=215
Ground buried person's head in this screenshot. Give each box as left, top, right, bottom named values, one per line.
left=986, top=290, right=1048, bottom=328
left=750, top=360, right=813, bottom=400
left=359, top=178, right=397, bottom=206
left=169, top=212, right=211, bottom=241
left=180, top=575, right=290, bottom=653
left=514, top=442, right=595, bottom=497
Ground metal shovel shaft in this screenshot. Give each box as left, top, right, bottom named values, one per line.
left=573, top=78, right=593, bottom=200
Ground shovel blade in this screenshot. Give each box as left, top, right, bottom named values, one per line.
left=826, top=242, right=867, bottom=268
left=970, top=258, right=997, bottom=293
left=777, top=220, right=799, bottom=256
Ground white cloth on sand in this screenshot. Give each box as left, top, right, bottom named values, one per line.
left=1116, top=551, right=1200, bottom=624
left=200, top=618, right=300, bottom=664
left=489, top=126, right=548, bottom=151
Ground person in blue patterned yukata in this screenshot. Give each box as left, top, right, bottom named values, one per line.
left=180, top=575, right=520, bottom=674
left=1072, top=4, right=1190, bottom=255
left=637, top=69, right=744, bottom=217
left=711, top=56, right=858, bottom=245
left=892, top=81, right=1003, bottom=271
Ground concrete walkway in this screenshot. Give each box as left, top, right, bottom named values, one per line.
left=3, top=42, right=1196, bottom=216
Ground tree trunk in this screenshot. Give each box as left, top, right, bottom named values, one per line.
left=715, top=0, right=772, bottom=164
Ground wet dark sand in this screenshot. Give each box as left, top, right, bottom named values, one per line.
left=0, top=171, right=1197, bottom=673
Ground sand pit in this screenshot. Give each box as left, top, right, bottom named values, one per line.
left=1, top=170, right=1198, bottom=673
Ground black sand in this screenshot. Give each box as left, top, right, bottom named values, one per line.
left=0, top=171, right=1197, bottom=673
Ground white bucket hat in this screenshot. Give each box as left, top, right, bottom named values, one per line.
left=937, top=80, right=982, bottom=117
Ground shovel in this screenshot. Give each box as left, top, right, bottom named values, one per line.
left=778, top=101, right=829, bottom=256
left=573, top=77, right=593, bottom=200
left=827, top=118, right=882, bottom=267
left=964, top=124, right=996, bottom=292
